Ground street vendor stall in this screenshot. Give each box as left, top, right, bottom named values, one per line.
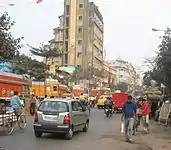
left=159, top=101, right=171, bottom=125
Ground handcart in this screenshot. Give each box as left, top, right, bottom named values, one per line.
left=0, top=98, right=27, bottom=135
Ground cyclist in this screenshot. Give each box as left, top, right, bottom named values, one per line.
left=11, top=91, right=22, bottom=119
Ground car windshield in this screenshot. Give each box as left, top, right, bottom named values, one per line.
left=38, top=101, right=68, bottom=113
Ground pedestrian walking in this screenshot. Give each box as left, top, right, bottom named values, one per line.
left=141, top=98, right=151, bottom=133
left=136, top=98, right=143, bottom=127
left=121, top=95, right=137, bottom=143
left=19, top=95, right=25, bottom=107
left=30, top=94, right=37, bottom=116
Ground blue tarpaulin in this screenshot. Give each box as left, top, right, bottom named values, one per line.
left=0, top=62, right=13, bottom=73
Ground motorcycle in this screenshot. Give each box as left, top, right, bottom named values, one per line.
left=89, top=100, right=93, bottom=108
left=105, top=107, right=112, bottom=118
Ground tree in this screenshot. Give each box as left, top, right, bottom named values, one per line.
left=53, top=70, right=71, bottom=85
left=28, top=44, right=63, bottom=63
left=143, top=28, right=171, bottom=92
left=109, top=83, right=117, bottom=90
left=70, top=66, right=83, bottom=83
left=117, top=82, right=128, bottom=92
left=70, top=66, right=104, bottom=87
left=144, top=57, right=156, bottom=70
left=143, top=69, right=164, bottom=86
left=156, top=28, right=171, bottom=91
left=0, top=12, right=23, bottom=61
left=12, top=54, right=48, bottom=80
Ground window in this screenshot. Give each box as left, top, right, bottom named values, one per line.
left=66, top=17, right=69, bottom=27
left=78, top=40, right=82, bottom=44
left=77, top=52, right=81, bottom=58
left=79, top=4, right=83, bottom=8
left=53, top=86, right=58, bottom=91
left=65, top=54, right=68, bottom=64
left=119, top=75, right=123, bottom=78
left=79, top=16, right=83, bottom=20
left=38, top=101, right=69, bottom=113
left=66, top=5, right=70, bottom=15
left=72, top=101, right=83, bottom=112
left=65, top=30, right=69, bottom=39
left=78, top=28, right=82, bottom=33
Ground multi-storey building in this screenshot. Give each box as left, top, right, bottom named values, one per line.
left=88, top=2, right=104, bottom=70
left=103, top=61, right=117, bottom=87
left=48, top=0, right=104, bottom=74
left=108, top=58, right=136, bottom=89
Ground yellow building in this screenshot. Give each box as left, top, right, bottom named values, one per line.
left=48, top=0, right=104, bottom=74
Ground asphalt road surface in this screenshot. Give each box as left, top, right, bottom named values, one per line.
left=1, top=109, right=170, bottom=150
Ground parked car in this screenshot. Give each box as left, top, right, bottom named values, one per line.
left=33, top=98, right=90, bottom=140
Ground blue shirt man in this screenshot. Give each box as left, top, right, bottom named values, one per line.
left=121, top=95, right=137, bottom=142
left=123, top=100, right=137, bottom=119
left=11, top=91, right=21, bottom=109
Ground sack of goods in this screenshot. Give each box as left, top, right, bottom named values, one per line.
left=120, top=121, right=124, bottom=133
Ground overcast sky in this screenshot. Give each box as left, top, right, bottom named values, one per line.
left=0, top=0, right=171, bottom=72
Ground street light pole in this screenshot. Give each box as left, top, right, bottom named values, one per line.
left=152, top=28, right=165, bottom=32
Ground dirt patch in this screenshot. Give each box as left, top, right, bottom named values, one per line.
left=136, top=145, right=153, bottom=150
left=99, top=134, right=124, bottom=142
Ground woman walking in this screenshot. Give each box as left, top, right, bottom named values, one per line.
left=141, top=98, right=151, bottom=133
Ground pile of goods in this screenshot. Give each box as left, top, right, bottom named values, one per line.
left=146, top=86, right=162, bottom=100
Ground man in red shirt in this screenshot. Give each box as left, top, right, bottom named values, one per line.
left=141, top=99, right=151, bottom=133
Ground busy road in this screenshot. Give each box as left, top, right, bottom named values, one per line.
left=0, top=108, right=171, bottom=150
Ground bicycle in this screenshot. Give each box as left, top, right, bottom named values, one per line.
left=0, top=106, right=27, bottom=135
left=13, top=106, right=27, bottom=130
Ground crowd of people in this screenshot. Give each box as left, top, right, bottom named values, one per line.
left=121, top=95, right=164, bottom=143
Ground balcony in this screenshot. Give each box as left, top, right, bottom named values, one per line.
left=94, top=54, right=103, bottom=62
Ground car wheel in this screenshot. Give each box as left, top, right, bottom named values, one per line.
left=34, top=131, right=42, bottom=138
left=65, top=128, right=73, bottom=140
left=97, top=106, right=100, bottom=109
left=83, top=121, right=89, bottom=132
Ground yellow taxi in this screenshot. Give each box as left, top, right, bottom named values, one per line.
left=97, top=95, right=107, bottom=109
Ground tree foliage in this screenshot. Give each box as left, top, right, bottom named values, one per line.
left=67, top=66, right=104, bottom=88
left=0, top=12, right=23, bottom=61
left=28, top=44, right=63, bottom=59
left=117, top=82, right=128, bottom=92
left=12, top=54, right=48, bottom=80
left=109, top=83, right=117, bottom=90
left=143, top=28, right=171, bottom=92
left=70, top=66, right=83, bottom=83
